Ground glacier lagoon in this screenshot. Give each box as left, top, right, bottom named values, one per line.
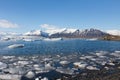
left=0, top=39, right=120, bottom=80
left=0, top=39, right=120, bottom=55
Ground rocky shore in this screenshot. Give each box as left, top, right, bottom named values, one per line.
left=62, top=62, right=120, bottom=80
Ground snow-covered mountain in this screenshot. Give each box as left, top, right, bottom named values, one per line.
left=23, top=28, right=109, bottom=38
left=49, top=28, right=108, bottom=38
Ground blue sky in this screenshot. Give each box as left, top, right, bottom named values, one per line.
left=0, top=0, right=120, bottom=33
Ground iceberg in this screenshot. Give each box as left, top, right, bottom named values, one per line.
left=0, top=62, right=7, bottom=69
left=25, top=71, right=36, bottom=79
left=43, top=38, right=63, bottom=41
left=86, top=66, right=100, bottom=70
left=73, top=62, right=87, bottom=69
left=8, top=44, right=24, bottom=49
left=59, top=60, right=69, bottom=65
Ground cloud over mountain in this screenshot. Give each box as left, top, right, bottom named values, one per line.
left=106, top=30, right=120, bottom=36
left=0, top=19, right=18, bottom=28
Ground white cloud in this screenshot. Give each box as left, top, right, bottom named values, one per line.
left=106, top=30, right=120, bottom=36
left=40, top=24, right=57, bottom=30
left=0, top=19, right=18, bottom=28
left=40, top=24, right=66, bottom=35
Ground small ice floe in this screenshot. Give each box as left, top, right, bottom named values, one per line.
left=8, top=44, right=24, bottom=49
left=43, top=58, right=52, bottom=61
left=0, top=62, right=7, bottom=69
left=111, top=52, right=120, bottom=57
left=118, top=66, right=120, bottom=69
left=79, top=56, right=86, bottom=60
left=2, top=56, right=15, bottom=59
left=84, top=55, right=94, bottom=60
left=23, top=39, right=34, bottom=42
left=10, top=68, right=19, bottom=74
left=17, top=61, right=29, bottom=65
left=104, top=66, right=109, bottom=70
left=3, top=67, right=21, bottom=74
left=115, top=50, right=120, bottom=53
left=1, top=37, right=10, bottom=41
left=41, top=77, right=48, bottom=80
left=35, top=77, right=39, bottom=80
left=91, top=58, right=97, bottom=61
left=86, top=66, right=100, bottom=70
left=44, top=38, right=63, bottom=41
left=56, top=67, right=74, bottom=75
left=100, top=61, right=107, bottom=66
left=95, top=52, right=107, bottom=56
left=25, top=71, right=36, bottom=79
left=33, top=64, right=40, bottom=68
left=0, top=74, right=21, bottom=80
left=73, top=62, right=87, bottom=69
left=59, top=60, right=69, bottom=65
left=33, top=64, right=43, bottom=71
left=45, top=63, right=54, bottom=70
left=107, top=62, right=115, bottom=66
left=86, top=38, right=98, bottom=41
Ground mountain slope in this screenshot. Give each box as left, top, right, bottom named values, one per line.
left=49, top=28, right=108, bottom=38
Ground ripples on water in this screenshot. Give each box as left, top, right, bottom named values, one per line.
left=0, top=39, right=120, bottom=55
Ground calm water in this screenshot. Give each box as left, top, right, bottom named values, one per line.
left=0, top=39, right=120, bottom=55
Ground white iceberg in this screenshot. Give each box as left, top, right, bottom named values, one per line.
left=8, top=44, right=24, bottom=49
left=41, top=77, right=48, bottom=80
left=73, top=62, right=87, bottom=69
left=0, top=62, right=7, bottom=69
left=59, top=60, right=69, bottom=65
left=25, top=71, right=36, bottom=79
left=86, top=66, right=100, bottom=70
left=43, top=38, right=63, bottom=41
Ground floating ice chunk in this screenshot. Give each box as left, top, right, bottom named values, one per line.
left=43, top=58, right=52, bottom=61
left=96, top=52, right=106, bottom=56
left=107, top=62, right=115, bottom=66
left=8, top=68, right=20, bottom=74
left=8, top=44, right=24, bottom=49
left=35, top=77, right=39, bottom=80
left=0, top=62, right=7, bottom=69
left=91, top=58, right=96, bottom=61
left=104, top=66, right=109, bottom=70
left=115, top=51, right=120, bottom=53
left=101, top=61, right=107, bottom=66
left=23, top=39, right=34, bottom=42
left=44, top=38, right=63, bottom=41
left=33, top=64, right=40, bottom=68
left=79, top=56, right=86, bottom=60
left=86, top=38, right=98, bottom=41
left=60, top=61, right=69, bottom=65
left=0, top=74, right=21, bottom=80
left=56, top=79, right=61, bottom=80
left=45, top=63, right=54, bottom=70
left=86, top=66, right=100, bottom=70
left=85, top=56, right=94, bottom=59
left=2, top=56, right=15, bottom=59
left=56, top=67, right=74, bottom=75
left=25, top=71, right=36, bottom=79
left=73, top=62, right=87, bottom=69
left=17, top=61, right=29, bottom=65
left=111, top=52, right=120, bottom=57
left=1, top=37, right=10, bottom=41
left=41, top=77, right=48, bottom=80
